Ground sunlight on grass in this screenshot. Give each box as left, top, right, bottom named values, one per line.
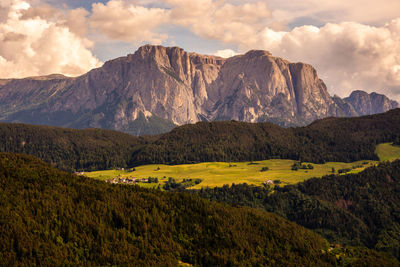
left=85, top=143, right=400, bottom=189
left=375, top=143, right=400, bottom=161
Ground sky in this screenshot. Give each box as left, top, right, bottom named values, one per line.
left=0, top=0, right=400, bottom=101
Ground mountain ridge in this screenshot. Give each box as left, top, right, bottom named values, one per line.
left=0, top=45, right=397, bottom=135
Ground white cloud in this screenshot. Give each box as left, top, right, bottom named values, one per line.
left=2, top=0, right=400, bottom=101
left=166, top=0, right=272, bottom=47
left=90, top=0, right=170, bottom=44
left=0, top=0, right=101, bottom=78
left=88, top=0, right=273, bottom=47
left=215, top=49, right=237, bottom=58
left=253, top=20, right=400, bottom=100
left=64, top=7, right=90, bottom=37
left=125, top=0, right=399, bottom=100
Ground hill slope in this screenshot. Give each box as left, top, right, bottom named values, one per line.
left=192, top=160, right=400, bottom=259
left=0, top=122, right=147, bottom=171
left=133, top=108, right=400, bottom=165
left=1, top=152, right=387, bottom=266
left=0, top=109, right=400, bottom=171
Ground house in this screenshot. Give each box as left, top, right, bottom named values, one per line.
left=263, top=180, right=274, bottom=185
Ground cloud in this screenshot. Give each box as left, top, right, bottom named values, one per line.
left=2, top=0, right=400, bottom=101
left=88, top=0, right=273, bottom=47
left=0, top=0, right=101, bottom=78
left=20, top=3, right=58, bottom=20
left=166, top=0, right=272, bottom=47
left=90, top=0, right=170, bottom=44
left=64, top=7, right=90, bottom=37
left=215, top=49, right=237, bottom=58
left=252, top=20, right=400, bottom=100
left=268, top=0, right=400, bottom=26
left=133, top=0, right=399, bottom=100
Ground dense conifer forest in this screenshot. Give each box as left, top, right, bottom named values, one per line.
left=0, top=109, right=399, bottom=171
left=3, top=153, right=397, bottom=266
left=134, top=109, right=400, bottom=165
left=191, top=160, right=400, bottom=260
left=0, top=123, right=148, bottom=171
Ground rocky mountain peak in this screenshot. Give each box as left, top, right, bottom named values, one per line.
left=243, top=50, right=273, bottom=58
left=344, top=90, right=399, bottom=115
left=133, top=44, right=226, bottom=66
left=0, top=45, right=398, bottom=135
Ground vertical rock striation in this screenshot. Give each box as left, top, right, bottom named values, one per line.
left=0, top=45, right=398, bottom=135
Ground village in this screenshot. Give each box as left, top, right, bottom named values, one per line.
left=106, top=176, right=159, bottom=185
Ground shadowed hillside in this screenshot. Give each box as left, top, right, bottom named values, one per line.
left=2, top=153, right=393, bottom=266
left=191, top=160, right=400, bottom=259
left=0, top=109, right=399, bottom=171
left=133, top=109, right=400, bottom=165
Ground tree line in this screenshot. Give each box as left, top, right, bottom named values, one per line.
left=0, top=109, right=399, bottom=171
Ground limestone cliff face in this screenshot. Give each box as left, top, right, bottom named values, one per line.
left=60, top=45, right=226, bottom=128
left=207, top=50, right=338, bottom=124
left=344, top=90, right=399, bottom=116
left=0, top=45, right=397, bottom=135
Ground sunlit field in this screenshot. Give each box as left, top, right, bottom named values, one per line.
left=85, top=143, right=400, bottom=189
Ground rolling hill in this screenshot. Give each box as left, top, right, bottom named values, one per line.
left=0, top=109, right=399, bottom=171
left=3, top=153, right=395, bottom=265
left=192, top=160, right=400, bottom=259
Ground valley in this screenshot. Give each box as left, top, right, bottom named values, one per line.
left=85, top=143, right=400, bottom=189
left=2, top=2, right=400, bottom=266
left=2, top=152, right=398, bottom=265
left=1, top=110, right=400, bottom=265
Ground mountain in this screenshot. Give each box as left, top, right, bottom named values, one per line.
left=4, top=152, right=393, bottom=266
left=0, top=45, right=398, bottom=135
left=343, top=90, right=399, bottom=116
left=0, top=109, right=399, bottom=171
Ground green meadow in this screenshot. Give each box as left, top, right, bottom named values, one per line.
left=375, top=142, right=400, bottom=161
left=85, top=143, right=400, bottom=189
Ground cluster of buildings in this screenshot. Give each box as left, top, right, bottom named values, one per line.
left=263, top=180, right=274, bottom=185
left=107, top=177, right=148, bottom=184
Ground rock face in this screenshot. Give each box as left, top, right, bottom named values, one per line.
left=206, top=50, right=337, bottom=125
left=0, top=45, right=398, bottom=135
left=344, top=90, right=399, bottom=116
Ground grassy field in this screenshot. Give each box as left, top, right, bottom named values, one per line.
left=85, top=143, right=400, bottom=189
left=375, top=142, right=400, bottom=161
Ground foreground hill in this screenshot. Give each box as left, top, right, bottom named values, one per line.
left=192, top=160, right=400, bottom=259
left=2, top=153, right=394, bottom=266
left=0, top=109, right=399, bottom=171
left=0, top=45, right=397, bottom=135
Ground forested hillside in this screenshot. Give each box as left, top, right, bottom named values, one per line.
left=133, top=108, right=400, bottom=165
left=2, top=153, right=395, bottom=266
left=191, top=160, right=400, bottom=259
left=0, top=109, right=399, bottom=171
left=0, top=123, right=148, bottom=171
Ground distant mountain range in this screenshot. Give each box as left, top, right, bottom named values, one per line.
left=0, top=45, right=397, bottom=135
